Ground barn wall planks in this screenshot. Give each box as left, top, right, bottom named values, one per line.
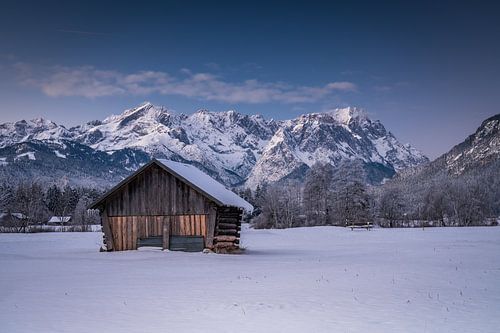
left=105, top=164, right=215, bottom=217
left=108, top=215, right=208, bottom=251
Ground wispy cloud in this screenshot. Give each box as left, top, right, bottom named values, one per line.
left=373, top=81, right=411, bottom=93
left=55, top=29, right=111, bottom=36
left=16, top=63, right=357, bottom=104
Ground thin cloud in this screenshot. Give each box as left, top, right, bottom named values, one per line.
left=55, top=29, right=111, bottom=36
left=373, top=81, right=411, bottom=93
left=374, top=85, right=393, bottom=92
left=17, top=64, right=357, bottom=104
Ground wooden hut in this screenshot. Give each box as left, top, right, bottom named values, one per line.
left=47, top=216, right=72, bottom=226
left=90, top=159, right=253, bottom=253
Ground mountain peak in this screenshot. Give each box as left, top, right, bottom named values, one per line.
left=329, top=107, right=368, bottom=125
left=28, top=117, right=56, bottom=127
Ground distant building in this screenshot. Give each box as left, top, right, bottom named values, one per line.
left=47, top=216, right=72, bottom=226
left=0, top=212, right=27, bottom=224
left=90, top=159, right=253, bottom=253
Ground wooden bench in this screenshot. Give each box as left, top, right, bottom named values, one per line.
left=346, top=222, right=373, bottom=230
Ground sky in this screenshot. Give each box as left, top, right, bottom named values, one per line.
left=1, top=1, right=499, bottom=159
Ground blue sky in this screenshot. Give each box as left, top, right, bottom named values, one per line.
left=1, top=1, right=499, bottom=159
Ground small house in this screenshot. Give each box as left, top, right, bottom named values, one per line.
left=47, top=216, right=72, bottom=226
left=90, top=159, right=253, bottom=253
left=0, top=212, right=27, bottom=225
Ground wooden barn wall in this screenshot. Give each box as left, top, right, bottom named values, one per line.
left=108, top=215, right=208, bottom=251
left=105, top=164, right=215, bottom=216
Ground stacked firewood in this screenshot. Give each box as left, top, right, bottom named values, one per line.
left=214, top=207, right=242, bottom=253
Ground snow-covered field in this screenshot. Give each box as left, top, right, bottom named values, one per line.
left=1, top=226, right=500, bottom=333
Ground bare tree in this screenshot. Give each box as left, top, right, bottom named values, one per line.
left=303, top=162, right=334, bottom=225
left=253, top=181, right=303, bottom=229
left=12, top=182, right=48, bottom=232
left=378, top=187, right=405, bottom=227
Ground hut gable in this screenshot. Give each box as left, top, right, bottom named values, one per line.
left=156, top=159, right=253, bottom=212
left=91, top=159, right=251, bottom=253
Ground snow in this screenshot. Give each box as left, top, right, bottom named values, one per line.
left=156, top=159, right=253, bottom=212
left=15, top=152, right=36, bottom=160
left=47, top=216, right=71, bottom=223
left=54, top=150, right=66, bottom=158
left=330, top=107, right=367, bottom=125
left=1, top=226, right=499, bottom=333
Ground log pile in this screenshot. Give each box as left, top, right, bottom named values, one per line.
left=214, top=206, right=243, bottom=254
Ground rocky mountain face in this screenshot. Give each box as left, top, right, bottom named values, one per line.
left=245, top=107, right=428, bottom=188
left=0, top=102, right=429, bottom=189
left=390, top=113, right=500, bottom=185
left=439, top=114, right=500, bottom=175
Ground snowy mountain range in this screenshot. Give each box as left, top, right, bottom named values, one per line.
left=389, top=113, right=500, bottom=188
left=0, top=102, right=429, bottom=188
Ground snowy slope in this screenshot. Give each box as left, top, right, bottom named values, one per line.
left=0, top=117, right=72, bottom=147
left=441, top=113, right=500, bottom=174
left=0, top=140, right=150, bottom=188
left=1, top=226, right=500, bottom=332
left=393, top=113, right=500, bottom=184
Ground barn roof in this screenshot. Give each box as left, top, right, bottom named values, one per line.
left=48, top=216, right=71, bottom=223
left=90, top=159, right=253, bottom=212
left=156, top=159, right=253, bottom=212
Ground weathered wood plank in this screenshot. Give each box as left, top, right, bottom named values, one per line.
left=206, top=209, right=216, bottom=249
left=132, top=216, right=137, bottom=249
left=101, top=208, right=114, bottom=251
left=164, top=217, right=170, bottom=249
left=201, top=215, right=207, bottom=238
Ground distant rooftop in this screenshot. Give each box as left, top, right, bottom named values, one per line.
left=48, top=216, right=71, bottom=223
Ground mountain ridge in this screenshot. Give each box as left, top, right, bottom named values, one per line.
left=0, top=102, right=429, bottom=188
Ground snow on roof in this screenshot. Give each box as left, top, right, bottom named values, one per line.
left=48, top=216, right=71, bottom=223
left=156, top=159, right=253, bottom=212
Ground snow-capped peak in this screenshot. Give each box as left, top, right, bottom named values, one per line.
left=329, top=107, right=367, bottom=125
left=0, top=117, right=71, bottom=148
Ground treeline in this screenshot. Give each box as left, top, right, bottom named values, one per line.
left=0, top=182, right=104, bottom=232
left=243, top=159, right=499, bottom=229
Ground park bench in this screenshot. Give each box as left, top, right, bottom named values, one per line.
left=346, top=221, right=373, bottom=230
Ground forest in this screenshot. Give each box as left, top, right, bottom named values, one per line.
left=244, top=159, right=500, bottom=229
left=1, top=158, right=498, bottom=232
left=0, top=183, right=102, bottom=232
